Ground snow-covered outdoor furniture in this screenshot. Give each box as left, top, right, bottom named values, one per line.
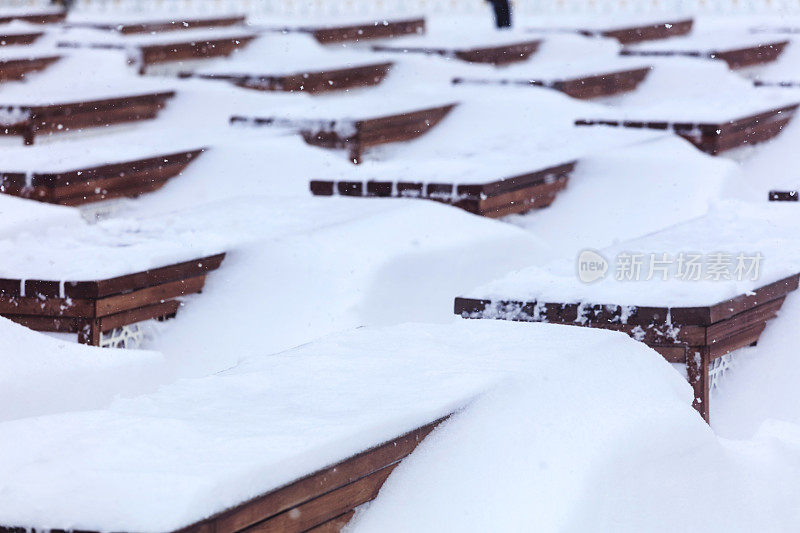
left=525, top=16, right=694, bottom=44
left=0, top=28, right=43, bottom=46
left=265, top=16, right=426, bottom=44
left=58, top=28, right=258, bottom=74
left=0, top=90, right=175, bottom=145
left=454, top=207, right=800, bottom=421
left=231, top=98, right=457, bottom=163
left=0, top=253, right=225, bottom=347
left=452, top=62, right=651, bottom=99
left=65, top=13, right=247, bottom=34
left=0, top=7, right=65, bottom=25
left=769, top=190, right=798, bottom=201
left=371, top=33, right=542, bottom=65
left=186, top=61, right=394, bottom=93
left=0, top=320, right=681, bottom=532
left=620, top=33, right=789, bottom=69
left=311, top=160, right=575, bottom=217
left=179, top=33, right=394, bottom=94
left=0, top=142, right=203, bottom=205
left=0, top=53, right=59, bottom=81
left=575, top=102, right=799, bottom=155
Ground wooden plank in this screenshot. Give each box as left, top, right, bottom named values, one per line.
left=373, top=39, right=540, bottom=65
left=93, top=275, right=206, bottom=317
left=0, top=253, right=225, bottom=299
left=304, top=511, right=355, bottom=533
left=686, top=346, right=710, bottom=422
left=179, top=417, right=444, bottom=533
left=600, top=18, right=693, bottom=44
left=243, top=465, right=396, bottom=533
left=0, top=32, right=43, bottom=46
left=301, top=18, right=425, bottom=44
left=99, top=299, right=181, bottom=332
left=69, top=15, right=247, bottom=34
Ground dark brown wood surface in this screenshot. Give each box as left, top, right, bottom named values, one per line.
left=0, top=10, right=65, bottom=24
left=0, top=91, right=174, bottom=144
left=575, top=103, right=799, bottom=154
left=621, top=39, right=788, bottom=69
left=373, top=39, right=541, bottom=65
left=0, top=31, right=43, bottom=46
left=184, top=62, right=393, bottom=94
left=310, top=161, right=575, bottom=217
left=68, top=15, right=246, bottom=34
left=453, top=66, right=650, bottom=99
left=0, top=55, right=58, bottom=81
left=275, top=17, right=425, bottom=44
left=454, top=272, right=800, bottom=421
left=0, top=148, right=203, bottom=205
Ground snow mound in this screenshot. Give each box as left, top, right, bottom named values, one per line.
left=0, top=320, right=687, bottom=532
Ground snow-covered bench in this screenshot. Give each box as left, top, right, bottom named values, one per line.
left=575, top=102, right=799, bottom=155
left=0, top=7, right=65, bottom=25
left=0, top=25, right=43, bottom=46
left=262, top=16, right=426, bottom=44
left=231, top=98, right=457, bottom=164
left=454, top=205, right=800, bottom=421
left=180, top=34, right=394, bottom=94
left=453, top=61, right=651, bottom=99
left=0, top=140, right=203, bottom=205
left=0, top=53, right=59, bottom=81
left=65, top=13, right=247, bottom=34
left=311, top=160, right=574, bottom=217
left=187, top=61, right=394, bottom=93
left=620, top=33, right=789, bottom=69
left=0, top=253, right=225, bottom=347
left=0, top=320, right=684, bottom=532
left=371, top=33, right=542, bottom=65
left=0, top=89, right=175, bottom=145
left=58, top=27, right=258, bottom=74
left=525, top=16, right=694, bottom=44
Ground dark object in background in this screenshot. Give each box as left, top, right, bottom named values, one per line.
left=487, top=0, right=512, bottom=28
left=50, top=0, right=75, bottom=9
left=769, top=190, right=799, bottom=202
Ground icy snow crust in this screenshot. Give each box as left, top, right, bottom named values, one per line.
left=0, top=321, right=689, bottom=532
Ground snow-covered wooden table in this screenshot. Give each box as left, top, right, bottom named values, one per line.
left=0, top=53, right=59, bottom=81
left=0, top=90, right=175, bottom=144
left=453, top=61, right=651, bottom=99
left=231, top=97, right=457, bottom=163
left=621, top=33, right=789, bottom=69
left=186, top=61, right=394, bottom=93
left=0, top=320, right=676, bottom=532
left=371, top=33, right=542, bottom=65
left=525, top=16, right=693, bottom=44
left=455, top=206, right=800, bottom=421
left=263, top=16, right=425, bottom=44
left=311, top=160, right=574, bottom=217
left=0, top=27, right=43, bottom=46
left=65, top=13, right=247, bottom=34
left=180, top=34, right=395, bottom=94
left=0, top=253, right=225, bottom=347
left=58, top=27, right=258, bottom=74
left=0, top=140, right=203, bottom=205
left=575, top=102, right=799, bottom=154
left=0, top=7, right=65, bottom=25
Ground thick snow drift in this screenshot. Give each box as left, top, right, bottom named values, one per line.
left=0, top=320, right=691, bottom=532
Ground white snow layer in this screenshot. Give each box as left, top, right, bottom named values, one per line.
left=0, top=320, right=693, bottom=532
